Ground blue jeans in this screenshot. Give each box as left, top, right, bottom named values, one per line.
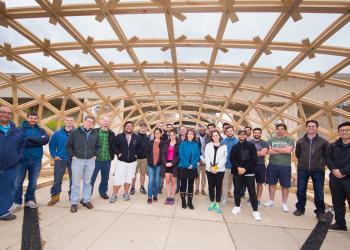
left=50, top=159, right=72, bottom=196
left=296, top=169, right=325, bottom=213
left=0, top=167, right=18, bottom=217
left=70, top=158, right=95, bottom=205
left=90, top=160, right=111, bottom=196
left=14, top=158, right=42, bottom=204
left=147, top=165, right=161, bottom=198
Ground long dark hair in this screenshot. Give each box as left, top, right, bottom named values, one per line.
left=185, top=129, right=196, bottom=141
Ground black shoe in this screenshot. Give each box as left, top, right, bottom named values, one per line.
left=100, top=194, right=109, bottom=200
left=158, top=189, right=163, bottom=194
left=80, top=199, right=84, bottom=205
left=0, top=213, right=16, bottom=221
left=187, top=193, right=194, bottom=210
left=82, top=202, right=94, bottom=209
left=70, top=205, right=78, bottom=213
left=293, top=209, right=305, bottom=216
left=130, top=186, right=135, bottom=195
left=329, top=223, right=347, bottom=231
left=316, top=212, right=327, bottom=223
left=180, top=193, right=187, bottom=209
left=140, top=186, right=147, bottom=194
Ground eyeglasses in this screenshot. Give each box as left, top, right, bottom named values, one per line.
left=0, top=110, right=12, bottom=115
left=339, top=129, right=350, bottom=133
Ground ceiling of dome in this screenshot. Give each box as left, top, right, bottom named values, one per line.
left=0, top=0, right=350, bottom=139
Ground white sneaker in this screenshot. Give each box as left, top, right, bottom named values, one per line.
left=9, top=203, right=22, bottom=213
left=253, top=211, right=262, bottom=221
left=109, top=194, right=117, bottom=203
left=231, top=206, right=241, bottom=215
left=24, top=200, right=39, bottom=209
left=221, top=197, right=227, bottom=206
left=282, top=203, right=289, bottom=212
left=264, top=200, right=274, bottom=207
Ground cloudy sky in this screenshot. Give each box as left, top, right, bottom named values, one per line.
left=1, top=0, right=349, bottom=74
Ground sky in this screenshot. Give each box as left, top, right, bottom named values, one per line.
left=0, top=0, right=349, bottom=74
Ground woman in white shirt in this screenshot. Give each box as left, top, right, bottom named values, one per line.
left=204, top=130, right=227, bottom=213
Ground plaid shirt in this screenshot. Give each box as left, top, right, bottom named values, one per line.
left=97, top=129, right=110, bottom=161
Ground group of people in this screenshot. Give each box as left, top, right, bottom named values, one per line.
left=0, top=104, right=350, bottom=231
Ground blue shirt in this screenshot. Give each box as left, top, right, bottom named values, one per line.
left=223, top=136, right=238, bottom=169
left=0, top=123, right=10, bottom=135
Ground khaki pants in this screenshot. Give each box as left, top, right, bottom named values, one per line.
left=222, top=169, right=233, bottom=197
left=195, top=162, right=207, bottom=191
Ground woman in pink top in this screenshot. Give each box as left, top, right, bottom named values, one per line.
left=161, top=130, right=180, bottom=205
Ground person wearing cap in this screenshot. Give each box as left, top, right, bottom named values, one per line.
left=230, top=129, right=261, bottom=221
left=131, top=123, right=149, bottom=195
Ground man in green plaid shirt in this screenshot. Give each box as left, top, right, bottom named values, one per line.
left=90, top=116, right=115, bottom=199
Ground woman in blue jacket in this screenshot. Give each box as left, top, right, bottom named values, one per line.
left=178, top=129, right=200, bottom=209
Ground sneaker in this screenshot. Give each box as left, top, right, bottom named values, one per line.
left=9, top=203, right=22, bottom=213
left=208, top=202, right=216, bottom=211
left=130, top=186, right=135, bottom=195
left=194, top=189, right=199, bottom=195
left=24, top=200, right=39, bottom=209
left=264, top=200, right=274, bottom=207
left=282, top=203, right=289, bottom=212
left=293, top=209, right=305, bottom=216
left=253, top=211, right=262, bottom=221
left=246, top=199, right=251, bottom=205
left=227, top=192, right=233, bottom=198
left=0, top=213, right=16, bottom=221
left=221, top=197, right=227, bottom=206
left=214, top=203, right=222, bottom=213
left=147, top=198, right=152, bottom=204
left=123, top=193, right=130, bottom=201
left=165, top=197, right=170, bottom=205
left=329, top=223, right=347, bottom=231
left=231, top=206, right=241, bottom=215
left=201, top=190, right=206, bottom=196
left=109, top=194, right=117, bottom=203
left=153, top=196, right=158, bottom=202
left=169, top=198, right=175, bottom=205
left=140, top=186, right=147, bottom=194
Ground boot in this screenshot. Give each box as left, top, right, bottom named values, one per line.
left=187, top=193, right=194, bottom=210
left=47, top=194, right=60, bottom=206
left=180, top=193, right=187, bottom=209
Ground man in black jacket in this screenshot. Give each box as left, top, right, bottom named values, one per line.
left=130, top=123, right=149, bottom=195
left=326, top=121, right=350, bottom=231
left=66, top=116, right=100, bottom=213
left=230, top=129, right=261, bottom=221
left=294, top=120, right=329, bottom=222
left=90, top=116, right=115, bottom=200
left=110, top=121, right=139, bottom=202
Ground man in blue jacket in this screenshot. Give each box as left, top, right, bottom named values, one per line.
left=47, top=116, right=75, bottom=206
left=12, top=112, right=49, bottom=210
left=0, top=105, right=24, bottom=220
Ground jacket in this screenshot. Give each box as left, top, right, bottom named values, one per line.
left=96, top=128, right=116, bottom=159
left=178, top=140, right=200, bottom=169
left=326, top=138, right=350, bottom=178
left=66, top=127, right=100, bottom=159
left=0, top=122, right=25, bottom=170
left=230, top=140, right=257, bottom=175
left=147, top=139, right=165, bottom=167
left=161, top=140, right=180, bottom=177
left=114, top=132, right=138, bottom=163
left=295, top=134, right=329, bottom=171
left=196, top=134, right=210, bottom=158
left=49, top=128, right=73, bottom=160
left=136, top=133, right=150, bottom=159
left=21, top=121, right=50, bottom=159
left=223, top=136, right=238, bottom=169
left=204, top=142, right=227, bottom=172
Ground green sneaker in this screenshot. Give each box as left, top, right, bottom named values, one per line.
left=214, top=202, right=222, bottom=213
left=208, top=202, right=216, bottom=211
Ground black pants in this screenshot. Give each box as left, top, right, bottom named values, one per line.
left=206, top=171, right=224, bottom=202
left=180, top=178, right=194, bottom=194
left=232, top=173, right=258, bottom=211
left=329, top=175, right=350, bottom=226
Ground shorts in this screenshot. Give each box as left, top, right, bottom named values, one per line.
left=165, top=166, right=174, bottom=174
left=136, top=158, right=147, bottom=176
left=113, top=160, right=137, bottom=185
left=255, top=163, right=266, bottom=184
left=266, top=163, right=291, bottom=188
